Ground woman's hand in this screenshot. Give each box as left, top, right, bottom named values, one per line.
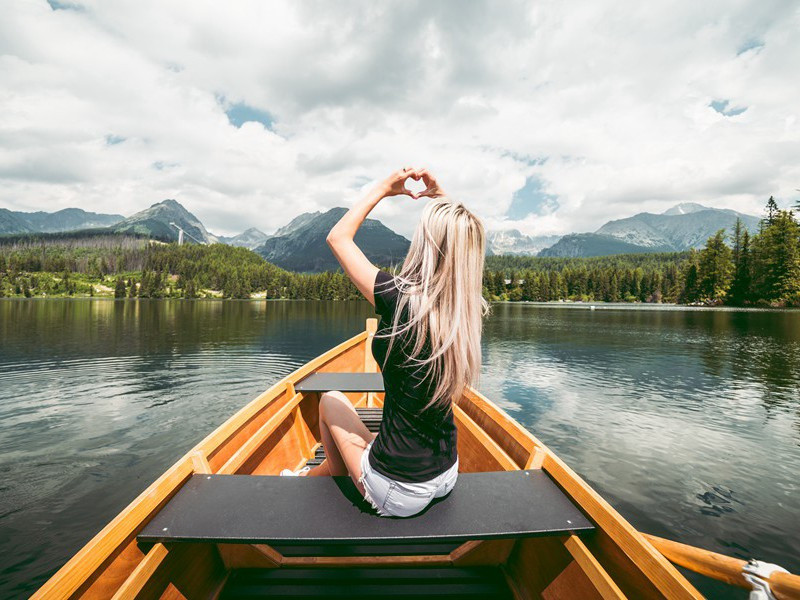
left=413, top=168, right=446, bottom=199
left=376, top=167, right=447, bottom=200
left=377, top=167, right=419, bottom=198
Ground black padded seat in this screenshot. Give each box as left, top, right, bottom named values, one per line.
left=138, top=469, right=593, bottom=546
left=294, top=372, right=385, bottom=393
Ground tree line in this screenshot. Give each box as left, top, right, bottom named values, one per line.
left=2, top=196, right=798, bottom=306
left=0, top=238, right=362, bottom=300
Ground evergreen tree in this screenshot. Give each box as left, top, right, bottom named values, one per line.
left=697, top=230, right=733, bottom=302
left=752, top=210, right=800, bottom=303
left=765, top=195, right=779, bottom=226
left=114, top=277, right=127, bottom=298
left=729, top=229, right=752, bottom=305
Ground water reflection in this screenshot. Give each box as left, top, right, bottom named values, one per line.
left=1, top=300, right=798, bottom=599
left=481, top=303, right=800, bottom=598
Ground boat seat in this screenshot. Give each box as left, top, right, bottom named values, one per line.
left=294, top=372, right=385, bottom=392
left=137, top=468, right=594, bottom=546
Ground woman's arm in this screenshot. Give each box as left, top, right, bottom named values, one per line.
left=326, top=167, right=417, bottom=306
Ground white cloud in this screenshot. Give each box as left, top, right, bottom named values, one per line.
left=0, top=0, right=798, bottom=237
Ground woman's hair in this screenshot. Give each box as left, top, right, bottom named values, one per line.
left=377, top=197, right=490, bottom=411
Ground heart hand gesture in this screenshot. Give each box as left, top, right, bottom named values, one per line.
left=377, top=167, right=446, bottom=200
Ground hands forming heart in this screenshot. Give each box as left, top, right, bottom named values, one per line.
left=380, top=167, right=446, bottom=200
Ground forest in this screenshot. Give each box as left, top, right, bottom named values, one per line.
left=0, top=197, right=797, bottom=306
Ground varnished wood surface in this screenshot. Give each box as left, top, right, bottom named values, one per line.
left=644, top=534, right=800, bottom=600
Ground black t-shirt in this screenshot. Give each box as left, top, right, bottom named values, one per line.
left=368, top=270, right=458, bottom=482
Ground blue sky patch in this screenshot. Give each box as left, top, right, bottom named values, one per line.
left=105, top=134, right=125, bottom=145
left=46, top=0, right=83, bottom=10
left=710, top=99, right=747, bottom=117
left=506, top=176, right=559, bottom=219
left=737, top=39, right=764, bottom=55
left=225, top=102, right=274, bottom=129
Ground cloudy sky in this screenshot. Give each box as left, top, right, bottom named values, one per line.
left=1, top=0, right=798, bottom=238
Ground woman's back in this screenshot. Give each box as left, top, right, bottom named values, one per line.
left=368, top=269, right=458, bottom=482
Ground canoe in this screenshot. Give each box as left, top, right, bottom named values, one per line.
left=32, top=318, right=800, bottom=600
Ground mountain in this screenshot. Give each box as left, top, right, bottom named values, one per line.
left=486, top=229, right=561, bottom=256
left=0, top=209, right=34, bottom=235
left=539, top=233, right=673, bottom=257
left=273, top=212, right=322, bottom=238
left=112, top=199, right=218, bottom=244
left=0, top=207, right=123, bottom=235
left=218, top=227, right=269, bottom=249
left=255, top=207, right=410, bottom=273
left=539, top=203, right=761, bottom=257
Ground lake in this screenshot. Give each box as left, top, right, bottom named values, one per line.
left=1, top=299, right=798, bottom=598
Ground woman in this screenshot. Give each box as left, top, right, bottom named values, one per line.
left=281, top=167, right=489, bottom=518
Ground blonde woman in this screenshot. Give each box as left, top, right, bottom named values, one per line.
left=281, top=167, right=488, bottom=518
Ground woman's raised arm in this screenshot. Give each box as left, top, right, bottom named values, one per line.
left=326, top=167, right=418, bottom=306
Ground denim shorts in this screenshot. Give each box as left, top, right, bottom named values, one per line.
left=358, top=440, right=459, bottom=518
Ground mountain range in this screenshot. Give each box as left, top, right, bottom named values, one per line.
left=539, top=202, right=760, bottom=257
left=0, top=207, right=123, bottom=235
left=0, top=198, right=764, bottom=265
left=485, top=229, right=561, bottom=256
left=217, top=228, right=270, bottom=249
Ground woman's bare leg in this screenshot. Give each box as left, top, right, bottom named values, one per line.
left=305, top=391, right=377, bottom=491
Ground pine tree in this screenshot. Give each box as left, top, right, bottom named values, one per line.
left=729, top=229, right=752, bottom=305
left=751, top=210, right=800, bottom=303
left=765, top=196, right=779, bottom=226
left=697, top=230, right=733, bottom=302
left=114, top=277, right=126, bottom=298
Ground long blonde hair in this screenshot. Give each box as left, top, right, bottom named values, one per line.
left=377, top=197, right=490, bottom=411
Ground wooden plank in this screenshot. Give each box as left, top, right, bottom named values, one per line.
left=109, top=544, right=169, bottom=600
left=565, top=535, right=627, bottom=599
left=543, top=560, right=604, bottom=600
left=453, top=404, right=519, bottom=471
left=190, top=450, right=212, bottom=474
left=365, top=317, right=379, bottom=373
left=292, top=406, right=312, bottom=458
left=218, top=392, right=304, bottom=475
left=451, top=540, right=516, bottom=566
left=281, top=555, right=452, bottom=567
left=216, top=544, right=281, bottom=569
left=525, top=446, right=546, bottom=470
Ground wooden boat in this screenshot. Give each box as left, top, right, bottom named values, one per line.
left=33, top=318, right=800, bottom=600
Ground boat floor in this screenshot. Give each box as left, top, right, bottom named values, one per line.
left=219, top=566, right=514, bottom=599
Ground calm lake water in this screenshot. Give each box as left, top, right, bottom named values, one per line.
left=1, top=299, right=798, bottom=598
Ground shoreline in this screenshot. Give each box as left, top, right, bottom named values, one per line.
left=1, top=296, right=796, bottom=312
